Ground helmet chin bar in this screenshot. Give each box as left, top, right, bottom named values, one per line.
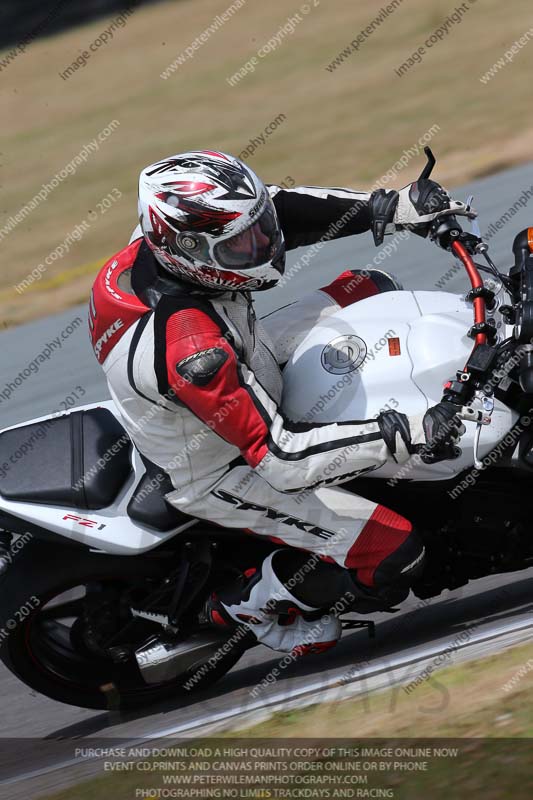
left=157, top=254, right=270, bottom=293
left=153, top=240, right=285, bottom=294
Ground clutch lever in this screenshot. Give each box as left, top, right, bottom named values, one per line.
left=418, top=146, right=436, bottom=180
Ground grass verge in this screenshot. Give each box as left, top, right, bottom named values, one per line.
left=40, top=639, right=533, bottom=800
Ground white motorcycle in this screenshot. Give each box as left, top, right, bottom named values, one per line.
left=1, top=149, right=533, bottom=709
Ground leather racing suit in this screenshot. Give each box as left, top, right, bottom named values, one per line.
left=89, top=183, right=427, bottom=651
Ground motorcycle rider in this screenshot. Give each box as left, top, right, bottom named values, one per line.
left=89, top=150, right=469, bottom=655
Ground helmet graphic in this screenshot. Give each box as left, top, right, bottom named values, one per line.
left=138, top=150, right=285, bottom=292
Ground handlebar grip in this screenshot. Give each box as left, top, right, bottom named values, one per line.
left=415, top=442, right=462, bottom=464
left=430, top=215, right=463, bottom=249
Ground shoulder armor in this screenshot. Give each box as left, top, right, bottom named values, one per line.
left=176, top=347, right=229, bottom=386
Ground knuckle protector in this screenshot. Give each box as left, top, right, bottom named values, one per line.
left=423, top=411, right=444, bottom=445
left=423, top=405, right=458, bottom=444
left=369, top=188, right=399, bottom=246
left=409, top=179, right=450, bottom=216
left=377, top=409, right=413, bottom=461
left=176, top=347, right=228, bottom=386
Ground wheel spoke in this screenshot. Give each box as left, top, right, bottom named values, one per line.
left=17, top=576, right=211, bottom=701
left=39, top=598, right=85, bottom=621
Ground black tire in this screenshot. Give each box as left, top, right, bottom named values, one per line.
left=0, top=539, right=246, bottom=710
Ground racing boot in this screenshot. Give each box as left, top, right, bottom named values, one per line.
left=205, top=550, right=342, bottom=655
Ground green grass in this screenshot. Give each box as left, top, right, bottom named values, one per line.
left=40, top=639, right=533, bottom=800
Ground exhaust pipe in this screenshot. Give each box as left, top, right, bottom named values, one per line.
left=135, top=630, right=233, bottom=685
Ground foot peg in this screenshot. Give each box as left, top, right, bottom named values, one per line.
left=341, top=619, right=376, bottom=638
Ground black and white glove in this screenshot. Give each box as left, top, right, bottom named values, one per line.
left=377, top=405, right=465, bottom=466
left=369, top=180, right=475, bottom=245
left=377, top=410, right=422, bottom=464
left=419, top=401, right=466, bottom=463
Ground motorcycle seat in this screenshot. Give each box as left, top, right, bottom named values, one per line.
left=127, top=456, right=197, bottom=532
left=0, top=408, right=132, bottom=510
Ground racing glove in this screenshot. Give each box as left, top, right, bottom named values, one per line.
left=377, top=409, right=425, bottom=463
left=376, top=405, right=465, bottom=465
left=369, top=180, right=475, bottom=245
left=419, top=401, right=466, bottom=463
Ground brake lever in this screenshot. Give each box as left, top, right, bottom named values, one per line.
left=459, top=395, right=494, bottom=469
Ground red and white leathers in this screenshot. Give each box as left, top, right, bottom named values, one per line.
left=90, top=183, right=426, bottom=654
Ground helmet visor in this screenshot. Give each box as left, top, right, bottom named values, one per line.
left=214, top=204, right=282, bottom=270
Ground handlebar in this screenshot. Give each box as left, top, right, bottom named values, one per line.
left=428, top=215, right=491, bottom=415
left=423, top=230, right=494, bottom=462
left=450, top=239, right=487, bottom=346
left=430, top=214, right=463, bottom=249
left=411, top=149, right=503, bottom=460
left=429, top=214, right=488, bottom=346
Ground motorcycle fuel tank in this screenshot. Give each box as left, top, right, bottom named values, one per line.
left=281, top=290, right=517, bottom=481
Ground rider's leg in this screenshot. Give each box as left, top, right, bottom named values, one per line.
left=178, top=465, right=425, bottom=653
left=199, top=269, right=406, bottom=653
left=260, top=268, right=402, bottom=364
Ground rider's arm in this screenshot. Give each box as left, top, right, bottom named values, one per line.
left=268, top=185, right=374, bottom=250
left=268, top=179, right=472, bottom=251
left=161, top=305, right=423, bottom=493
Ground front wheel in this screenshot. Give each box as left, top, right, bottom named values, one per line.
left=0, top=539, right=246, bottom=710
